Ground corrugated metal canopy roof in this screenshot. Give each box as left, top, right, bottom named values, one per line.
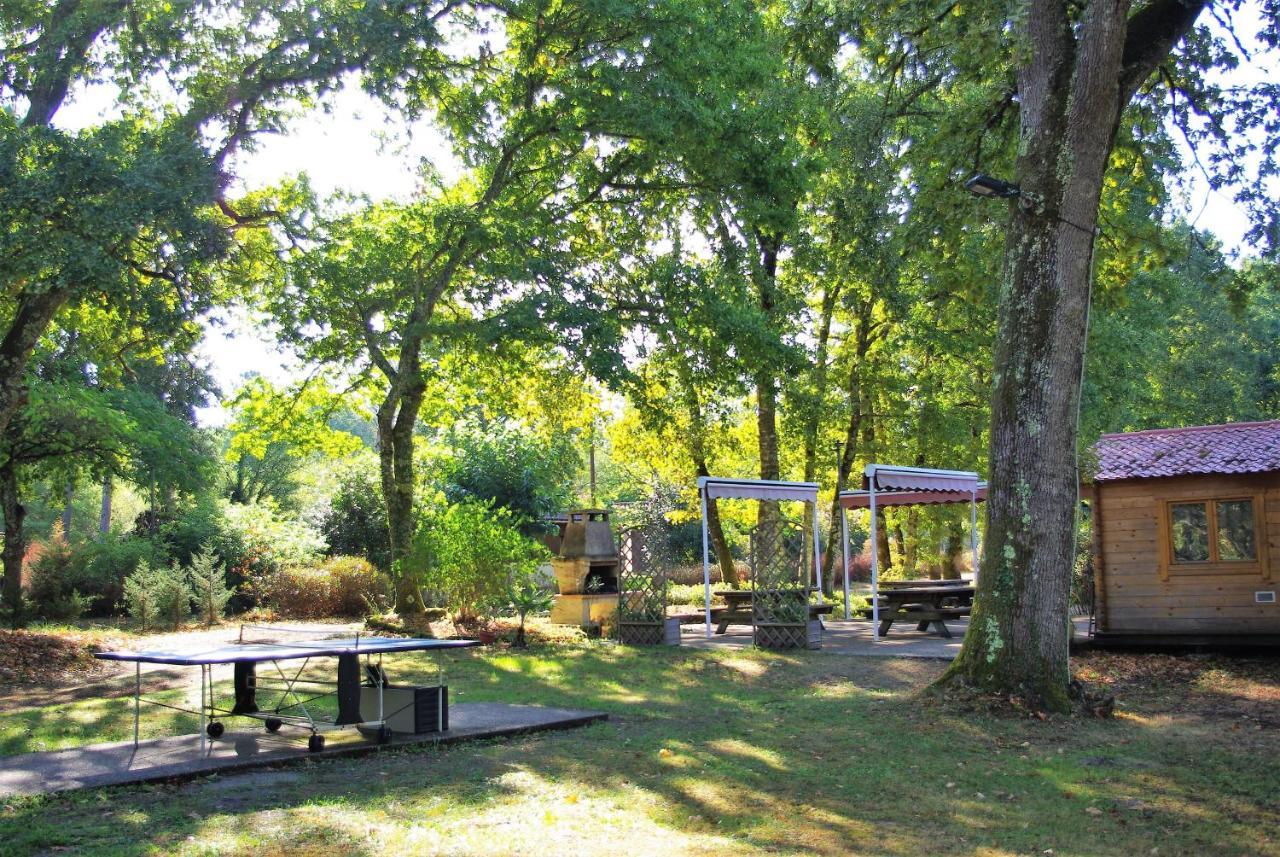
left=697, top=477, right=819, bottom=503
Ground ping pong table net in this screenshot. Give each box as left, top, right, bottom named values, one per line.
left=236, top=624, right=364, bottom=646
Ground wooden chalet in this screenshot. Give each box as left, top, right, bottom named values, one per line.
left=1087, top=420, right=1280, bottom=644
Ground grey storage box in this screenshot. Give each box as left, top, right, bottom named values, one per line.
left=359, top=684, right=448, bottom=734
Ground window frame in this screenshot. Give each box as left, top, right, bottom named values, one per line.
left=1158, top=493, right=1269, bottom=581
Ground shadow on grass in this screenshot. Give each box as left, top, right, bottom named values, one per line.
left=0, top=645, right=1277, bottom=856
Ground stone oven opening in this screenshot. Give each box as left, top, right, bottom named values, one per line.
left=584, top=565, right=618, bottom=594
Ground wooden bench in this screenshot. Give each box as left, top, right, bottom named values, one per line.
left=716, top=601, right=834, bottom=634
left=859, top=602, right=969, bottom=638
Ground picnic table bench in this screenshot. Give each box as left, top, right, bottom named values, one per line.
left=858, top=583, right=974, bottom=638
left=712, top=589, right=834, bottom=634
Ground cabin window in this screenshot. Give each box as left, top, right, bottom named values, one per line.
left=1216, top=500, right=1256, bottom=561
left=1161, top=496, right=1262, bottom=577
left=1170, top=502, right=1210, bottom=562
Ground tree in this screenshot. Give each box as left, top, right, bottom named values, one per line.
left=264, top=0, right=791, bottom=614
left=914, top=0, right=1279, bottom=707
left=188, top=546, right=233, bottom=626
left=0, top=0, right=464, bottom=617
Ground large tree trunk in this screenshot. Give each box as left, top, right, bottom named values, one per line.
left=697, top=461, right=738, bottom=585
left=0, top=292, right=69, bottom=447
left=801, top=283, right=839, bottom=589
left=378, top=378, right=427, bottom=616
left=1, top=461, right=26, bottom=626
left=822, top=306, right=876, bottom=586
left=942, top=0, right=1207, bottom=711
left=753, top=233, right=783, bottom=537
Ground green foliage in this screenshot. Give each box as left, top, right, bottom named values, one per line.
left=224, top=376, right=366, bottom=507
left=215, top=499, right=327, bottom=588
left=434, top=418, right=580, bottom=532
left=188, top=546, right=233, bottom=626
left=407, top=500, right=548, bottom=622
left=503, top=570, right=555, bottom=648
left=26, top=526, right=157, bottom=617
left=258, top=557, right=391, bottom=619
left=121, top=560, right=192, bottom=630
left=155, top=563, right=194, bottom=630
left=321, top=464, right=391, bottom=571
left=120, top=562, right=161, bottom=629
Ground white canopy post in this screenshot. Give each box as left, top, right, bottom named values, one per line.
left=811, top=499, right=823, bottom=599
left=700, top=484, right=713, bottom=639
left=840, top=505, right=851, bottom=620
left=970, top=486, right=980, bottom=583
left=870, top=485, right=880, bottom=642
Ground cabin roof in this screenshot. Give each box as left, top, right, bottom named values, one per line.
left=1093, top=420, right=1280, bottom=482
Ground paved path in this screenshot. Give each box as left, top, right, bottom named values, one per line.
left=0, top=702, right=606, bottom=797
left=679, top=616, right=1093, bottom=658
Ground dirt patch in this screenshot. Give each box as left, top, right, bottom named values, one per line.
left=1073, top=650, right=1280, bottom=723
left=0, top=629, right=122, bottom=686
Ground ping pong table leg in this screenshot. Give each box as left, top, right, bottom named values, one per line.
left=134, top=662, right=140, bottom=747
left=200, top=664, right=206, bottom=752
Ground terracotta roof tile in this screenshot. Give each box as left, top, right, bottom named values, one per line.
left=1092, top=420, right=1280, bottom=481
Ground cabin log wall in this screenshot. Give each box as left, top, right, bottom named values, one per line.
left=1093, top=473, right=1280, bottom=635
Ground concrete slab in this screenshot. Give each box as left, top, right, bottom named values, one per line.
left=0, top=702, right=606, bottom=797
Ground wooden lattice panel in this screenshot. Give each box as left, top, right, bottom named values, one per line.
left=617, top=526, right=670, bottom=645
left=751, top=518, right=810, bottom=650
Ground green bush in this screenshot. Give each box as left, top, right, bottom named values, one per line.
left=214, top=499, right=327, bottom=607
left=121, top=562, right=162, bottom=628
left=121, top=560, right=192, bottom=629
left=81, top=534, right=162, bottom=609
left=26, top=528, right=78, bottom=617
left=406, top=499, right=548, bottom=623
left=320, top=467, right=390, bottom=571
left=154, top=562, right=194, bottom=629
left=259, top=556, right=390, bottom=619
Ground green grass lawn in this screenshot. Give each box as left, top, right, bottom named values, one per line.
left=1, top=643, right=1277, bottom=856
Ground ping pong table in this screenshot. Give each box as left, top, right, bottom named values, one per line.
left=95, top=627, right=479, bottom=752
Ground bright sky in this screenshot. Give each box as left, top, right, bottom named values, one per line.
left=52, top=12, right=1276, bottom=426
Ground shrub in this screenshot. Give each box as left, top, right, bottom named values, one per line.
left=189, top=546, right=233, bottom=625
left=153, top=563, right=193, bottom=630
left=121, top=562, right=162, bottom=628
left=320, top=467, right=390, bottom=571
left=120, top=560, right=193, bottom=629
left=81, top=534, right=162, bottom=610
left=407, top=499, right=548, bottom=623
left=504, top=571, right=555, bottom=648
left=26, top=526, right=78, bottom=618
left=214, top=499, right=327, bottom=608
left=259, top=556, right=390, bottom=619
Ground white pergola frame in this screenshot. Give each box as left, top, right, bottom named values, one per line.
left=697, top=477, right=823, bottom=640
left=838, top=464, right=986, bottom=641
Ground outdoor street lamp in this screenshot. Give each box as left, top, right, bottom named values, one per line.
left=964, top=173, right=1021, bottom=199
left=963, top=172, right=1100, bottom=236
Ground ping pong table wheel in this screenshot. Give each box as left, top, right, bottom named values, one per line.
left=308, top=734, right=325, bottom=753
left=264, top=717, right=283, bottom=733
left=375, top=725, right=392, bottom=745
left=206, top=721, right=225, bottom=739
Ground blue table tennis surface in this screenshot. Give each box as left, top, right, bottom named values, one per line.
left=95, top=637, right=479, bottom=665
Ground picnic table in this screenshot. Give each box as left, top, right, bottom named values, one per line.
left=862, top=583, right=974, bottom=638
left=712, top=589, right=834, bottom=634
